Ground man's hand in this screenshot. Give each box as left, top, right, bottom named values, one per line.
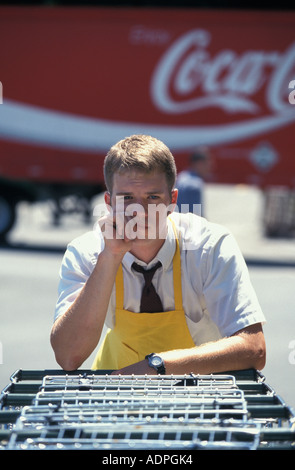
left=111, top=359, right=157, bottom=375
left=98, top=211, right=136, bottom=258
left=110, top=323, right=266, bottom=376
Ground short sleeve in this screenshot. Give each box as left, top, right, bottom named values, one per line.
left=202, top=229, right=265, bottom=337
left=54, top=232, right=100, bottom=322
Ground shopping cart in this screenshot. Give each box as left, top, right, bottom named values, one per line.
left=1, top=369, right=294, bottom=450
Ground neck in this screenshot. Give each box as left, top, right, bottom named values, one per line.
left=130, top=238, right=165, bottom=264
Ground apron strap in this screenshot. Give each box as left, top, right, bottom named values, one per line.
left=115, top=264, right=124, bottom=310
left=172, top=234, right=183, bottom=311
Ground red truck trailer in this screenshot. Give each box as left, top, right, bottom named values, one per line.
left=0, top=7, right=295, bottom=239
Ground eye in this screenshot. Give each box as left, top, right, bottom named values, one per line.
left=148, top=195, right=160, bottom=200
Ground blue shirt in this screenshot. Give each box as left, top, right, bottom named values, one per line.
left=176, top=170, right=204, bottom=215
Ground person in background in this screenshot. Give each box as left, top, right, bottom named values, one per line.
left=176, top=147, right=213, bottom=216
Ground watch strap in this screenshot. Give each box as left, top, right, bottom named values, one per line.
left=145, top=353, right=166, bottom=375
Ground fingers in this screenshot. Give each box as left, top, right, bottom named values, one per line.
left=98, top=211, right=146, bottom=241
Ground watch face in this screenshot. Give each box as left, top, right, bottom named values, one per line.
left=151, top=356, right=162, bottom=366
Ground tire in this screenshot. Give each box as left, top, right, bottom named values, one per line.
left=0, top=194, right=16, bottom=241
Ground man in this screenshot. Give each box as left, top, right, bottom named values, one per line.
left=176, top=146, right=212, bottom=215
left=51, top=134, right=266, bottom=375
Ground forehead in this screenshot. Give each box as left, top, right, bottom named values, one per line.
left=112, top=170, right=169, bottom=192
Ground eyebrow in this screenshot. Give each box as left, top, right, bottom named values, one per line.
left=115, top=190, right=165, bottom=195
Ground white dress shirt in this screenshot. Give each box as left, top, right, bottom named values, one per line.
left=54, top=212, right=265, bottom=346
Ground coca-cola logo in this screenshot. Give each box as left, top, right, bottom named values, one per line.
left=1, top=29, right=295, bottom=152
left=151, top=29, right=295, bottom=116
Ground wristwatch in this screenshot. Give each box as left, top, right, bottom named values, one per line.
left=145, top=353, right=166, bottom=375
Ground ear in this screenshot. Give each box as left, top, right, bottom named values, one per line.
left=167, top=188, right=178, bottom=215
left=171, top=188, right=178, bottom=205
left=104, top=191, right=111, bottom=207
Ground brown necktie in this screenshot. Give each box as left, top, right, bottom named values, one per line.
left=132, top=261, right=163, bottom=313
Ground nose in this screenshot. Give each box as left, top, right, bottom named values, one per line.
left=125, top=200, right=147, bottom=218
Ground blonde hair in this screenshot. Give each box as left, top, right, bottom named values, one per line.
left=104, top=135, right=177, bottom=193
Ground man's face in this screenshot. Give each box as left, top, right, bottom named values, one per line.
left=105, top=170, right=177, bottom=242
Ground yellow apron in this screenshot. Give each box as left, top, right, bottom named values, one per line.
left=92, top=226, right=195, bottom=370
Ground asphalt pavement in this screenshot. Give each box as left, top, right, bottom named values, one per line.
left=0, top=184, right=295, bottom=409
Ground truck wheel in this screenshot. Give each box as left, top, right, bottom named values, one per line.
left=0, top=194, right=16, bottom=241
